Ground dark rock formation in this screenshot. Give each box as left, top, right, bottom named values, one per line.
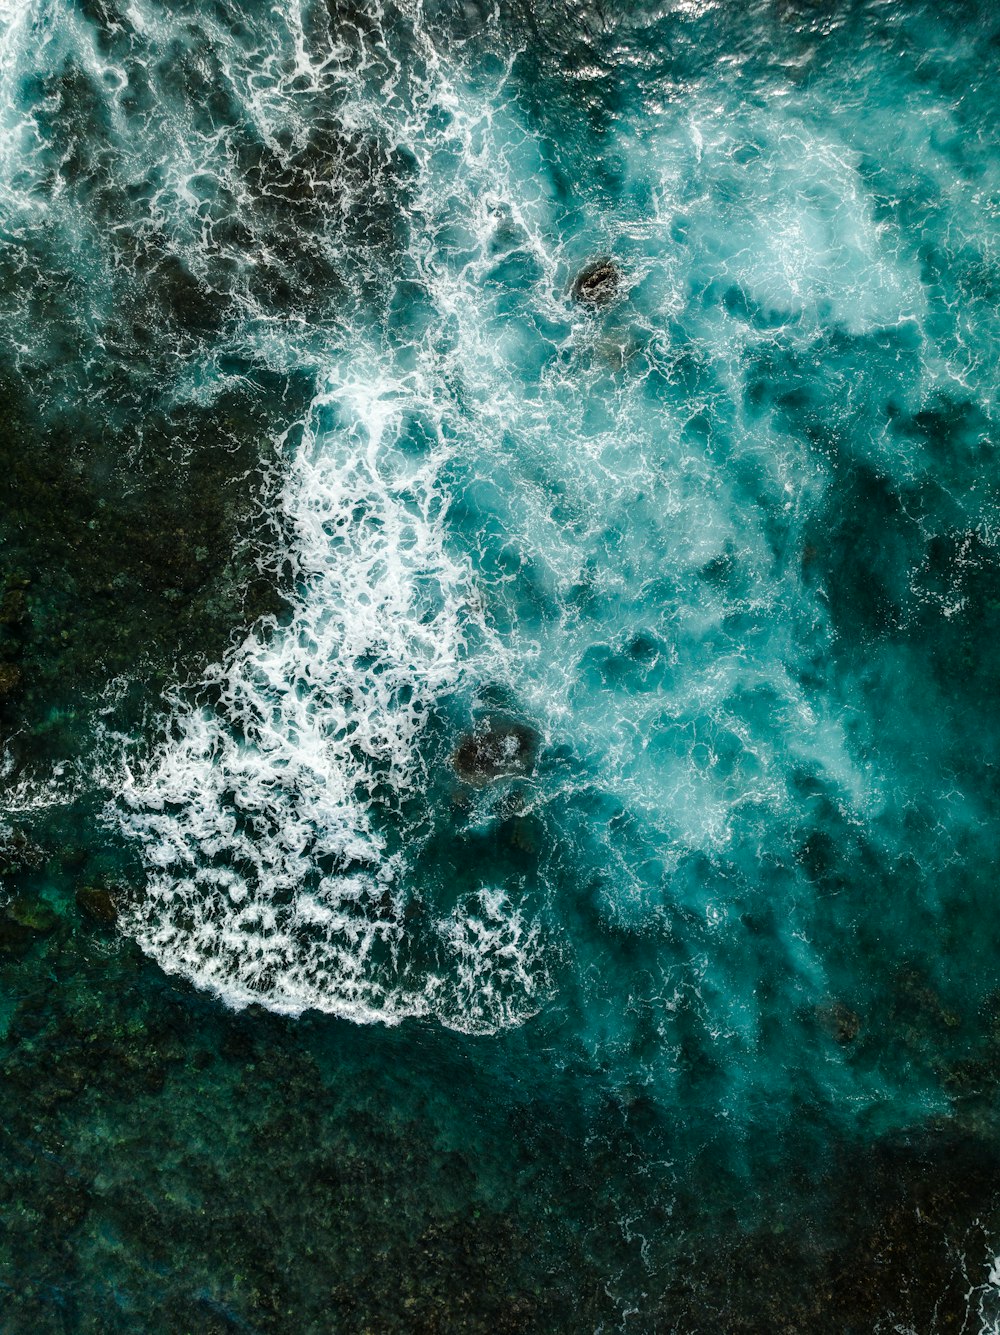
left=0, top=895, right=57, bottom=957
left=7, top=897, right=57, bottom=934
left=0, top=916, right=35, bottom=958
left=819, top=1000, right=861, bottom=1045
left=76, top=885, right=119, bottom=926
left=453, top=719, right=539, bottom=785
left=0, top=661, right=21, bottom=699
left=571, top=257, right=621, bottom=308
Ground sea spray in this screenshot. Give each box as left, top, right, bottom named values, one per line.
left=0, top=0, right=969, bottom=1083
left=118, top=353, right=556, bottom=1029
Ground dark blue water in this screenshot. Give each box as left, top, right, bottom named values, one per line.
left=3, top=0, right=1000, bottom=1329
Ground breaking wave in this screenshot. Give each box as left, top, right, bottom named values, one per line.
left=3, top=0, right=999, bottom=1071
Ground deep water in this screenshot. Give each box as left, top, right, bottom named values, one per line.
left=3, top=0, right=1000, bottom=1329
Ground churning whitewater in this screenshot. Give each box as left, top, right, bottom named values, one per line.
left=0, top=0, right=912, bottom=1029
left=8, top=0, right=1000, bottom=1325
left=2, top=0, right=996, bottom=1075
left=101, top=13, right=571, bottom=1031
left=108, top=0, right=900, bottom=1035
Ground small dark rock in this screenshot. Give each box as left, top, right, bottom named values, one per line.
left=45, top=1183, right=90, bottom=1231
left=142, top=1063, right=166, bottom=1095
left=453, top=719, right=539, bottom=785
left=0, top=586, right=28, bottom=626
left=571, top=257, right=622, bottom=308
left=507, top=816, right=542, bottom=855
left=942, top=1056, right=993, bottom=1095
left=76, top=885, right=118, bottom=926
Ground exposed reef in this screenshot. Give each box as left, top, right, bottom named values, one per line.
left=453, top=719, right=540, bottom=785
left=570, top=257, right=622, bottom=307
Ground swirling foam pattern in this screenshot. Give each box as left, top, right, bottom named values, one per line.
left=4, top=0, right=1000, bottom=1144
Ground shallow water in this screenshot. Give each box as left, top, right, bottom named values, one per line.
left=3, top=0, right=1000, bottom=1329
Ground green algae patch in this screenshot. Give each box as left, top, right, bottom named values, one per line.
left=6, top=897, right=58, bottom=934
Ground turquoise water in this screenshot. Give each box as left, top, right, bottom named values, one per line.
left=3, top=0, right=1000, bottom=1328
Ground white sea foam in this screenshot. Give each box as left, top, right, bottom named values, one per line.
left=963, top=1249, right=1000, bottom=1335
left=119, top=354, right=519, bottom=1025
left=433, top=887, right=551, bottom=1035
left=3, top=0, right=947, bottom=1037
left=111, top=5, right=894, bottom=1029
left=104, top=14, right=569, bottom=1030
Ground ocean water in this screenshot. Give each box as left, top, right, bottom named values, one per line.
left=2, top=0, right=1000, bottom=1329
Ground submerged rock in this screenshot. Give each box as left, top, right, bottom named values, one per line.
left=453, top=719, right=539, bottom=785
left=0, top=577, right=29, bottom=627
left=0, top=895, right=56, bottom=958
left=0, top=915, right=34, bottom=958
left=7, top=897, right=57, bottom=934
left=820, top=1001, right=861, bottom=1045
left=76, top=885, right=118, bottom=926
left=571, top=257, right=622, bottom=308
left=0, top=661, right=21, bottom=699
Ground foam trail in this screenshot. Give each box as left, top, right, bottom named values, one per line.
left=121, top=354, right=516, bottom=1025
left=108, top=13, right=563, bottom=1032
left=112, top=6, right=893, bottom=1035
left=7, top=0, right=978, bottom=1067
